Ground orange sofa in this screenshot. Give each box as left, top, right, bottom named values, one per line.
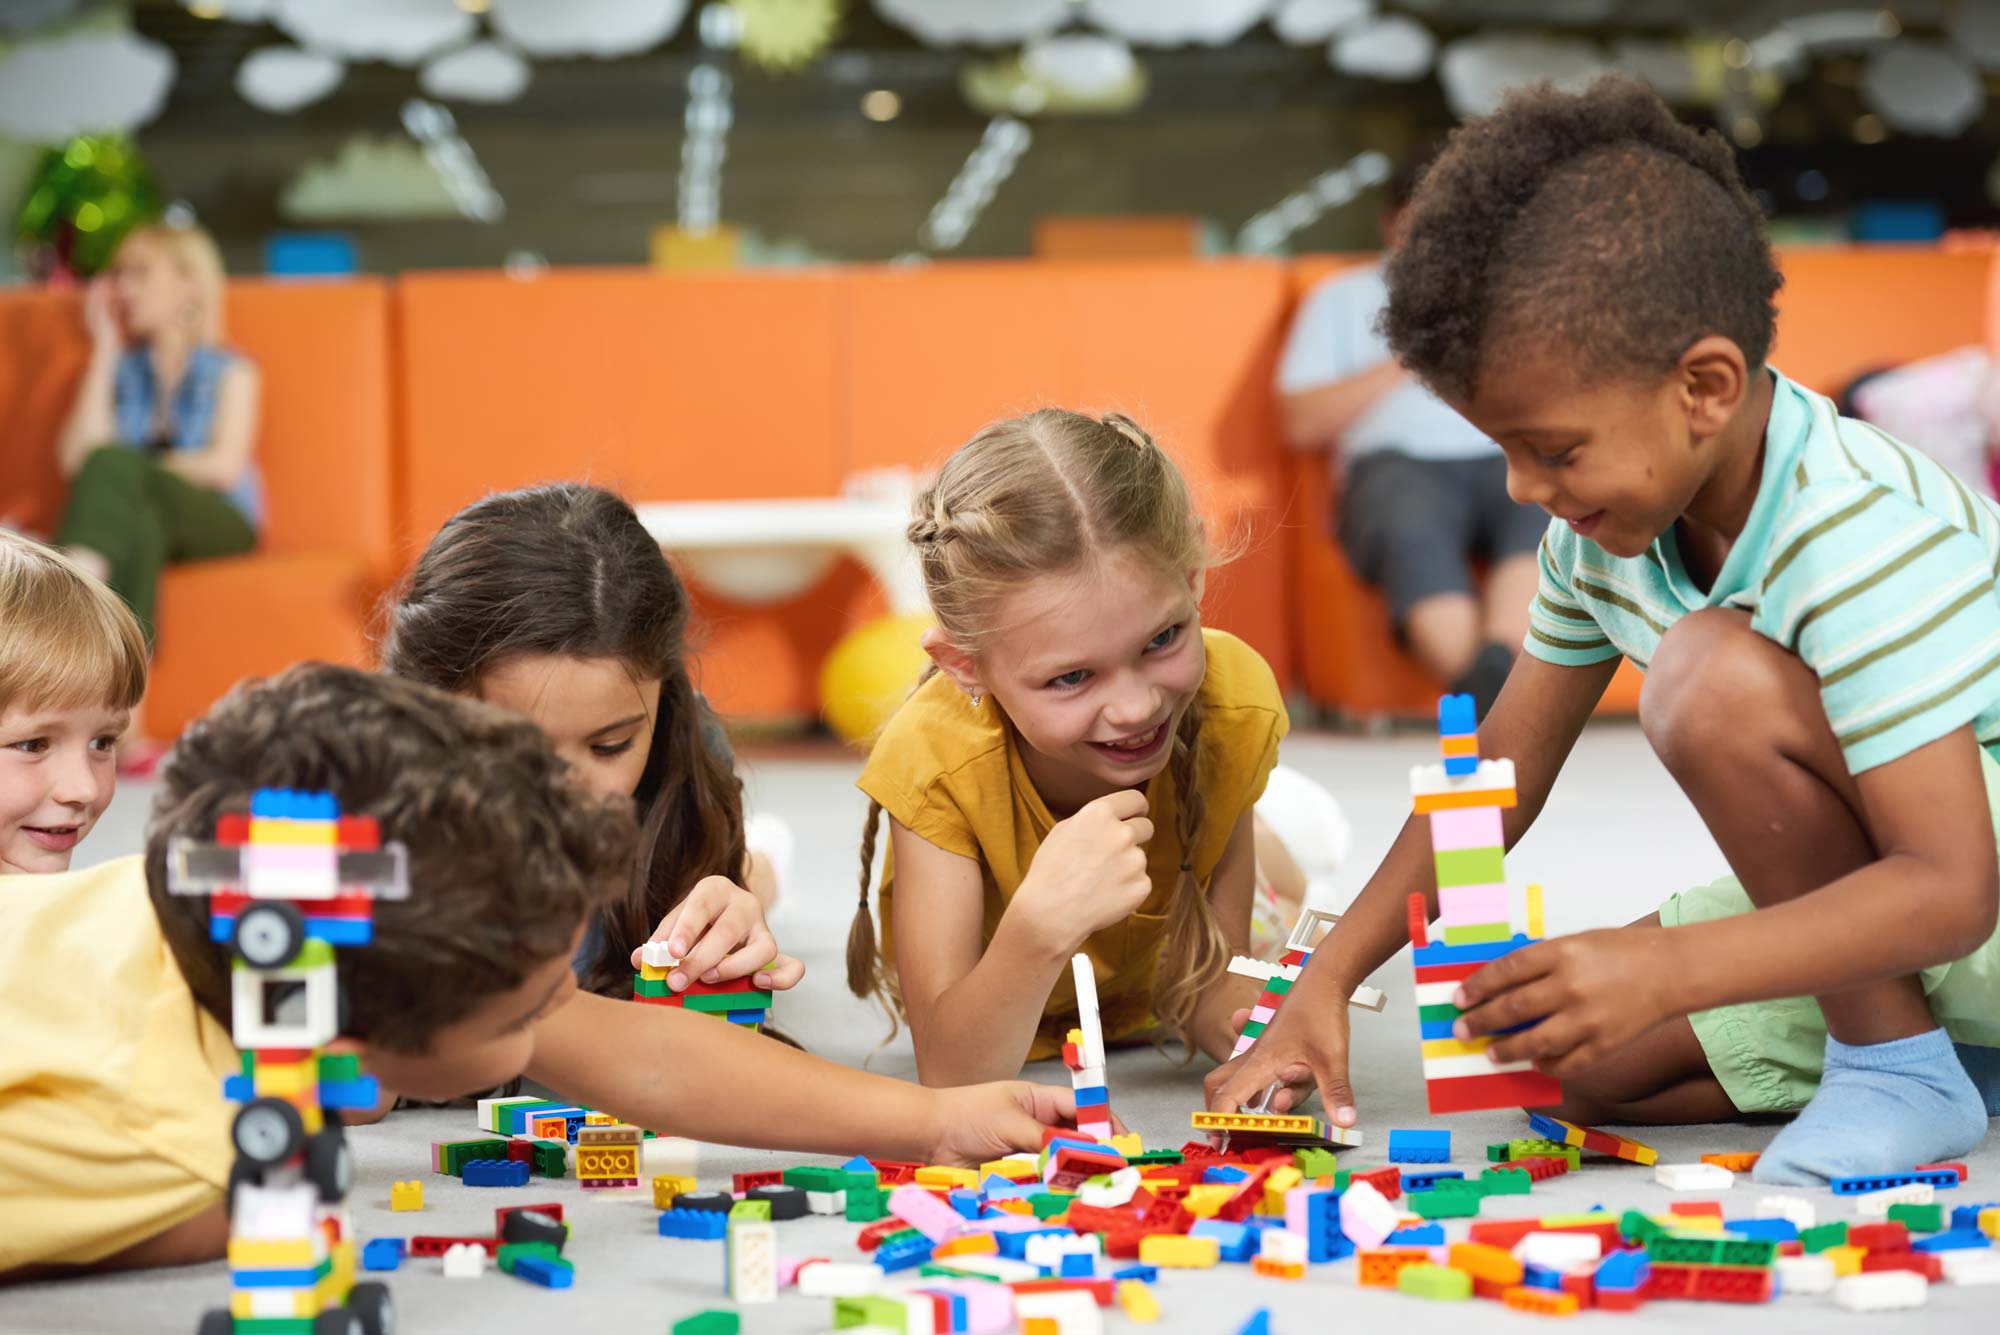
left=1283, top=246, right=1997, bottom=720
left=0, top=280, right=396, bottom=735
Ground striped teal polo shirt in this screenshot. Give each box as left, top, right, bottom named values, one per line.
left=1527, top=368, right=2000, bottom=774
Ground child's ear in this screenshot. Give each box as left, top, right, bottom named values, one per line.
left=1679, top=336, right=1750, bottom=441
left=1187, top=566, right=1207, bottom=605
left=921, top=627, right=983, bottom=699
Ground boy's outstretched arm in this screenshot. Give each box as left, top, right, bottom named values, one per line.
left=1204, top=653, right=1617, bottom=1125
left=527, top=990, right=1083, bottom=1166
left=1461, top=724, right=1999, bottom=1075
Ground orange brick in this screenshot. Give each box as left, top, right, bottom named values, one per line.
left=1448, top=1242, right=1523, bottom=1286
left=1503, top=1286, right=1581, bottom=1316
left=1252, top=1257, right=1305, bottom=1280
left=934, top=1234, right=999, bottom=1258
left=1358, top=1248, right=1433, bottom=1289
left=1700, top=1152, right=1761, bottom=1173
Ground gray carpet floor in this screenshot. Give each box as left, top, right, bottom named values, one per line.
left=9, top=725, right=1997, bottom=1332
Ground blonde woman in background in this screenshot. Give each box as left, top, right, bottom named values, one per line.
left=53, top=221, right=263, bottom=771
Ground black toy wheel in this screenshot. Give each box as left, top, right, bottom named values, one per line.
left=312, top=1309, right=362, bottom=1335
left=348, top=1283, right=394, bottom=1335
left=232, top=1097, right=304, bottom=1166
left=225, top=1157, right=264, bottom=1215
left=305, top=1122, right=352, bottom=1201
left=500, top=1207, right=566, bottom=1249
left=197, top=1309, right=234, bottom=1335
left=233, top=902, right=304, bottom=967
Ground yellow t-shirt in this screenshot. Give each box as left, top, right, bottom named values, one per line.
left=0, top=856, right=236, bottom=1272
left=857, top=628, right=1289, bottom=1060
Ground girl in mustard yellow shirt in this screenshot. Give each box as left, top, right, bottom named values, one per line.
left=848, top=410, right=1290, bottom=1086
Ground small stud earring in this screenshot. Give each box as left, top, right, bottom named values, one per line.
left=969, top=693, right=982, bottom=709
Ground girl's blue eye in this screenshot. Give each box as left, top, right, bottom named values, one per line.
left=1148, top=624, right=1182, bottom=651
left=1048, top=670, right=1089, bottom=690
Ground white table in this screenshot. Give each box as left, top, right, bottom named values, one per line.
left=633, top=497, right=925, bottom=614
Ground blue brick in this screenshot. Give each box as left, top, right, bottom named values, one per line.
left=1059, top=1253, right=1096, bottom=1278
left=843, top=1155, right=876, bottom=1174
left=1594, top=1249, right=1649, bottom=1292
left=1720, top=1218, right=1798, bottom=1243
left=1411, top=937, right=1536, bottom=968
left=462, top=1158, right=531, bottom=1187
left=997, top=1228, right=1069, bottom=1261
left=1437, top=694, right=1477, bottom=737
left=1112, top=1265, right=1158, bottom=1284
left=1443, top=756, right=1477, bottom=776
left=949, top=1190, right=983, bottom=1221
left=1074, top=1085, right=1109, bottom=1108
left=1913, top=1230, right=1992, bottom=1253
left=1418, top=1018, right=1461, bottom=1041
left=1190, top=1220, right=1256, bottom=1263
left=1522, top=1264, right=1566, bottom=1291
left=1387, top=1129, right=1451, bottom=1163
left=1203, top=1165, right=1251, bottom=1184
left=361, top=1238, right=406, bottom=1272
left=1300, top=1188, right=1344, bottom=1264
left=1951, top=1203, right=2000, bottom=1231
left=514, top=1254, right=574, bottom=1289
left=1385, top=1224, right=1445, bottom=1246
left=1829, top=1170, right=1960, bottom=1195
left=1402, top=1169, right=1466, bottom=1192
left=658, top=1209, right=728, bottom=1240
left=875, top=1236, right=934, bottom=1273
left=1235, top=1309, right=1271, bottom=1335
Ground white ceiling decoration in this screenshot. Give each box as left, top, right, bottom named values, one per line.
left=871, top=0, right=1071, bottom=48
left=236, top=45, right=345, bottom=113
left=273, top=0, right=474, bottom=67
left=0, top=30, right=176, bottom=143
left=1080, top=0, right=1272, bottom=48
left=281, top=133, right=462, bottom=220
left=1273, top=0, right=1372, bottom=46
left=420, top=41, right=533, bottom=104
left=1439, top=32, right=1608, bottom=118
left=1861, top=41, right=1985, bottom=137
left=1331, top=15, right=1435, bottom=82
left=488, top=0, right=689, bottom=59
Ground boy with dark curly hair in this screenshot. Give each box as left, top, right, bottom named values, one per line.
left=0, top=665, right=1084, bottom=1280
left=1213, top=75, right=1999, bottom=1183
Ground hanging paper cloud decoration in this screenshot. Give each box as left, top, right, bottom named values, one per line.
left=1331, top=15, right=1434, bottom=81
left=281, top=134, right=462, bottom=220
left=1610, top=36, right=1694, bottom=104
left=182, top=0, right=277, bottom=17
left=274, top=0, right=473, bottom=67
left=236, top=46, right=345, bottom=113
left=1022, top=33, right=1138, bottom=98
left=1862, top=41, right=1986, bottom=137
left=1951, top=0, right=2000, bottom=71
left=1439, top=33, right=1607, bottom=118
left=489, top=0, right=689, bottom=58
left=1273, top=0, right=1371, bottom=46
left=873, top=0, right=1071, bottom=48
left=1081, top=0, right=1271, bottom=48
left=421, top=41, right=532, bottom=103
left=0, top=31, right=176, bottom=144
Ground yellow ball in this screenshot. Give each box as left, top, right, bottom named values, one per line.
left=820, top=613, right=934, bottom=745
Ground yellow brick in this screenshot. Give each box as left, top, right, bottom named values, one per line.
left=390, top=1180, right=423, bottom=1211
left=915, top=1165, right=978, bottom=1190
left=1824, top=1245, right=1864, bottom=1277
left=1118, top=1280, right=1162, bottom=1321
left=1183, top=1184, right=1236, bottom=1218
left=981, top=1158, right=1039, bottom=1182
left=1023, top=1319, right=1057, bottom=1335
left=651, top=1175, right=694, bottom=1209
left=934, top=1234, right=998, bottom=1258
left=253, top=1058, right=320, bottom=1100
left=1139, top=1235, right=1221, bottom=1269
left=638, top=961, right=672, bottom=982
left=1982, top=1206, right=2000, bottom=1240
left=228, top=1237, right=317, bottom=1268
left=1066, top=1028, right=1084, bottom=1047
left=247, top=817, right=338, bottom=846
left=584, top=1112, right=618, bottom=1126
left=1262, top=1166, right=1303, bottom=1215
left=1108, top=1133, right=1144, bottom=1158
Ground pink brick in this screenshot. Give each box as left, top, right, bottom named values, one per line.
left=890, top=1183, right=968, bottom=1242
left=1437, top=882, right=1509, bottom=925
left=1426, top=805, right=1505, bottom=851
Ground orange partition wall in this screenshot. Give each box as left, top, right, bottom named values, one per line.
left=842, top=259, right=1300, bottom=691
left=0, top=281, right=396, bottom=736
left=1767, top=246, right=1994, bottom=394
left=394, top=268, right=858, bottom=720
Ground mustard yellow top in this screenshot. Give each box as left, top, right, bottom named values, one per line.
left=0, top=856, right=235, bottom=1272
left=857, top=628, right=1289, bottom=1060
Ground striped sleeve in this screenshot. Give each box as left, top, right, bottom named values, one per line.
left=1523, top=524, right=1622, bottom=666
left=1755, top=479, right=2000, bottom=774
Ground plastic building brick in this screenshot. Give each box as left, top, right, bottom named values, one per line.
left=1339, top=1180, right=1399, bottom=1249
left=1402, top=1168, right=1465, bottom=1191
left=1387, top=1129, right=1451, bottom=1163
left=390, top=1180, right=423, bottom=1211
left=1915, top=1160, right=1967, bottom=1185
left=1887, top=1202, right=1944, bottom=1233
left=496, top=1204, right=565, bottom=1248
left=1501, top=1286, right=1580, bottom=1316
left=672, top=1310, right=740, bottom=1335
left=1116, top=1280, right=1160, bottom=1322
left=1515, top=1232, right=1602, bottom=1270
left=1833, top=1270, right=1928, bottom=1312
left=1830, top=1168, right=1959, bottom=1195
left=1940, top=1249, right=2000, bottom=1284
left=1700, top=1151, right=1761, bottom=1173
left=1856, top=1182, right=1937, bottom=1217
left=409, top=1235, right=500, bottom=1258
left=658, top=1208, right=729, bottom=1240
left=875, top=1233, right=936, bottom=1273
left=442, top=1242, right=486, bottom=1278
left=1654, top=1162, right=1733, bottom=1191
left=795, top=1261, right=884, bottom=1297
left=361, top=1238, right=406, bottom=1272
left=1411, top=1181, right=1483, bottom=1220
left=1753, top=1195, right=1815, bottom=1230
left=497, top=1241, right=561, bottom=1275
left=462, top=1158, right=530, bottom=1188
left=512, top=1254, right=573, bottom=1289
left=1137, top=1235, right=1220, bottom=1268
left=1860, top=1251, right=1944, bottom=1281
left=1912, top=1229, right=1991, bottom=1253
left=1397, top=1264, right=1473, bottom=1301
left=725, top=1217, right=777, bottom=1303
left=574, top=1122, right=641, bottom=1190
left=1357, top=1248, right=1432, bottom=1288
left=1526, top=1112, right=1658, bottom=1166
left=1232, top=1308, right=1271, bottom=1335
left=1480, top=1166, right=1533, bottom=1195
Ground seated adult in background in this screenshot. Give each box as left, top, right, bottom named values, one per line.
left=1277, top=150, right=1540, bottom=715
left=53, top=220, right=262, bottom=767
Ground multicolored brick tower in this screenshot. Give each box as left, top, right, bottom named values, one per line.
left=634, top=940, right=771, bottom=1030
left=1062, top=953, right=1114, bottom=1142
left=1408, top=695, right=1563, bottom=1114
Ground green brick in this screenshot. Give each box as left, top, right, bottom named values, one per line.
left=680, top=990, right=775, bottom=1013
left=497, top=1241, right=563, bottom=1274
left=1293, top=1148, right=1339, bottom=1179
left=1127, top=1148, right=1184, bottom=1167
left=1417, top=1003, right=1463, bottom=1024
left=316, top=1052, right=362, bottom=1083
left=1238, top=1019, right=1267, bottom=1040
left=1718, top=1238, right=1778, bottom=1267
left=730, top=1199, right=772, bottom=1221
left=1507, top=1140, right=1580, bottom=1170
left=634, top=976, right=672, bottom=997
left=1030, top=1193, right=1070, bottom=1219
left=233, top=1320, right=315, bottom=1335
left=1397, top=1262, right=1473, bottom=1301
left=1333, top=1170, right=1351, bottom=1192
left=1888, top=1203, right=1943, bottom=1233
left=1432, top=847, right=1505, bottom=886
left=1619, top=1210, right=1664, bottom=1245
left=1801, top=1222, right=1848, bottom=1253
left=1263, top=974, right=1293, bottom=995
left=1412, top=1189, right=1482, bottom=1219
left=440, top=1138, right=510, bottom=1175
left=835, top=1297, right=906, bottom=1331
left=782, top=1165, right=851, bottom=1193
left=1479, top=1166, right=1532, bottom=1195
left=846, top=1189, right=887, bottom=1223
left=674, top=1312, right=742, bottom=1335
left=1441, top=922, right=1512, bottom=946
left=530, top=1139, right=567, bottom=1178
left=1486, top=1142, right=1511, bottom=1163
left=844, top=1167, right=881, bottom=1191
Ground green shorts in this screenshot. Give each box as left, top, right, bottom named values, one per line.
left=1659, top=746, right=2000, bottom=1114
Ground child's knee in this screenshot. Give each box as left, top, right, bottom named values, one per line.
left=1641, top=609, right=1810, bottom=763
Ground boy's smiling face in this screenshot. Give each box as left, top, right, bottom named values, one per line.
left=1447, top=338, right=1752, bottom=560
left=0, top=699, right=128, bottom=874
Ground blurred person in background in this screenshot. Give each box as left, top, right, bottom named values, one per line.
left=52, top=220, right=262, bottom=773
left=1841, top=348, right=2000, bottom=500
left=1277, top=148, right=1542, bottom=716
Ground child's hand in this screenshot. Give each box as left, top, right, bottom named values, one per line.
left=630, top=874, right=805, bottom=994
left=83, top=277, right=120, bottom=349
left=924, top=1082, right=1128, bottom=1166
left=1453, top=926, right=1677, bottom=1077
left=1204, top=962, right=1360, bottom=1127
left=1016, top=790, right=1155, bottom=955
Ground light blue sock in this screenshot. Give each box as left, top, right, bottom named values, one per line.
left=1957, top=1043, right=2000, bottom=1117
left=1752, top=1028, right=1990, bottom=1187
